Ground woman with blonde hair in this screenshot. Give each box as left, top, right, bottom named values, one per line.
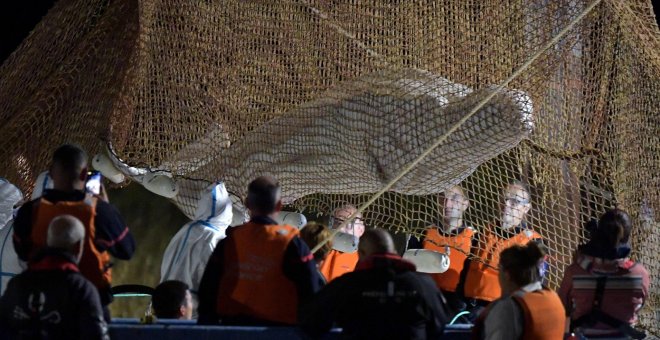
left=300, top=222, right=333, bottom=283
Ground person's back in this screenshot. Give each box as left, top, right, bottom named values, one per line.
left=197, top=176, right=322, bottom=325
left=160, top=181, right=233, bottom=313
left=301, top=229, right=449, bottom=339
left=473, top=242, right=565, bottom=340
left=0, top=215, right=108, bottom=340
left=559, top=209, right=649, bottom=339
left=12, top=145, right=135, bottom=310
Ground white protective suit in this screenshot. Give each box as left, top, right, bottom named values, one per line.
left=160, top=181, right=233, bottom=304
left=0, top=179, right=25, bottom=295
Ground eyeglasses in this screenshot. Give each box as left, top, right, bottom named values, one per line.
left=504, top=197, right=529, bottom=206
left=331, top=216, right=364, bottom=230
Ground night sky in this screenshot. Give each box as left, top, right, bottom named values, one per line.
left=1, top=0, right=660, bottom=65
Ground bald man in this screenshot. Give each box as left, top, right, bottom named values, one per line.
left=301, top=229, right=449, bottom=339
left=319, top=204, right=365, bottom=282
left=406, top=185, right=475, bottom=314
left=0, top=215, right=108, bottom=339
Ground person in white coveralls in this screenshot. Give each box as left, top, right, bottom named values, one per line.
left=160, top=181, right=233, bottom=315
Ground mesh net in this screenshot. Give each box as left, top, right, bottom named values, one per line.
left=0, top=0, right=658, bottom=334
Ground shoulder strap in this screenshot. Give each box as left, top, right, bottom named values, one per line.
left=571, top=276, right=646, bottom=339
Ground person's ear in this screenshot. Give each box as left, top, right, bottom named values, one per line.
left=275, top=199, right=283, bottom=212
left=178, top=305, right=186, bottom=319
left=73, top=241, right=84, bottom=262
left=462, top=199, right=470, bottom=211
left=78, top=167, right=89, bottom=182
left=522, top=202, right=531, bottom=215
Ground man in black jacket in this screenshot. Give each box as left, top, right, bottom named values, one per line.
left=301, top=228, right=449, bottom=339
left=0, top=215, right=108, bottom=340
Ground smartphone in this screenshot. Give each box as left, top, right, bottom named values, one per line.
left=86, top=171, right=102, bottom=195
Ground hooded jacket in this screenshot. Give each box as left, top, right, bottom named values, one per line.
left=160, top=182, right=233, bottom=297
left=0, top=179, right=24, bottom=295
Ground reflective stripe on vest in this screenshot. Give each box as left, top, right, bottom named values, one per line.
left=217, top=222, right=299, bottom=324
left=31, top=196, right=111, bottom=290
left=423, top=227, right=474, bottom=292
left=511, top=288, right=567, bottom=340
left=463, top=227, right=542, bottom=301
left=319, top=249, right=359, bottom=282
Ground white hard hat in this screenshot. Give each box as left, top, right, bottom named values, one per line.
left=402, top=249, right=450, bottom=273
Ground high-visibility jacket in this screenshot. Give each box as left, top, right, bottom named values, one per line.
left=31, top=196, right=111, bottom=290
left=217, top=222, right=300, bottom=324
left=463, top=226, right=542, bottom=301
left=472, top=285, right=565, bottom=340
left=319, top=249, right=359, bottom=282
left=511, top=288, right=566, bottom=339
left=422, top=226, right=475, bottom=292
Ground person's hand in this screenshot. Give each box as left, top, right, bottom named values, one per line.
left=97, top=183, right=110, bottom=203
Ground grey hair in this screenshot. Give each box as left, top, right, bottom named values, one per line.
left=47, top=215, right=85, bottom=249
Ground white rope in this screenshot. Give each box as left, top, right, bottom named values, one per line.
left=311, top=0, right=604, bottom=254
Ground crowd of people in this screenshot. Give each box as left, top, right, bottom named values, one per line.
left=0, top=144, right=651, bottom=339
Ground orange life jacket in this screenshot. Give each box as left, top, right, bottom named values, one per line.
left=31, top=196, right=112, bottom=290
left=319, top=249, right=359, bottom=282
left=463, top=226, right=542, bottom=301
left=512, top=288, right=567, bottom=339
left=217, top=222, right=300, bottom=325
left=422, top=226, right=475, bottom=292
left=472, top=287, right=566, bottom=340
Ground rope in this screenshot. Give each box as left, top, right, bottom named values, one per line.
left=312, top=0, right=604, bottom=254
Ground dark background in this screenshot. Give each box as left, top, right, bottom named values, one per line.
left=2, top=0, right=660, bottom=65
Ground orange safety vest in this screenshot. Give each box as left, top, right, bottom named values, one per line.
left=512, top=288, right=567, bottom=339
left=422, top=226, right=475, bottom=292
left=31, top=196, right=112, bottom=290
left=319, top=249, right=359, bottom=282
left=217, top=222, right=300, bottom=325
left=463, top=226, right=542, bottom=301
left=472, top=287, right=566, bottom=340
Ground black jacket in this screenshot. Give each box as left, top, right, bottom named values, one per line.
left=300, top=253, right=449, bottom=339
left=0, top=249, right=108, bottom=340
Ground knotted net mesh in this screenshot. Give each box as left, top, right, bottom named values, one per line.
left=0, top=0, right=657, bottom=333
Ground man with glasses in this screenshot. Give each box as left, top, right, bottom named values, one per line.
left=458, top=181, right=544, bottom=314
left=319, top=205, right=365, bottom=282
left=406, top=185, right=475, bottom=315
